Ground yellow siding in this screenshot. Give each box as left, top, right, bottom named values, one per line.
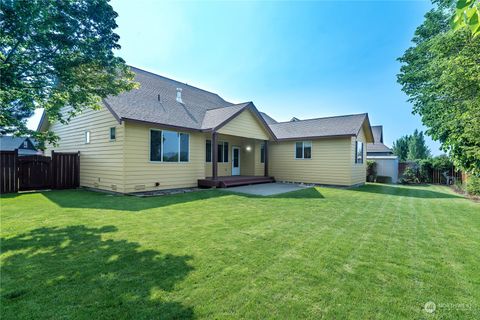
left=269, top=137, right=353, bottom=186
left=46, top=106, right=125, bottom=193
left=254, top=140, right=265, bottom=176
left=122, top=122, right=205, bottom=193
left=217, top=109, right=270, bottom=140
left=350, top=127, right=367, bottom=185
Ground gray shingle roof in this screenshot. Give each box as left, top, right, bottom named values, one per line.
left=1, top=136, right=28, bottom=150
left=44, top=66, right=371, bottom=141
left=367, top=143, right=393, bottom=153
left=0, top=136, right=39, bottom=154
left=201, top=103, right=249, bottom=129
left=105, top=67, right=238, bottom=130
left=260, top=112, right=278, bottom=125
left=269, top=113, right=368, bottom=140
left=367, top=125, right=392, bottom=154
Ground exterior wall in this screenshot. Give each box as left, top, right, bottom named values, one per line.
left=122, top=122, right=205, bottom=193
left=350, top=127, right=367, bottom=185
left=366, top=156, right=399, bottom=183
left=269, top=137, right=353, bottom=186
left=46, top=106, right=126, bottom=193
left=217, top=109, right=270, bottom=140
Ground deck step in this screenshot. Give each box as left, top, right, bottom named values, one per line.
left=220, top=177, right=275, bottom=188
left=198, top=176, right=275, bottom=188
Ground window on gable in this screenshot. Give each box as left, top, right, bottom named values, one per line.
left=150, top=129, right=190, bottom=162
left=85, top=131, right=91, bottom=144
left=295, top=141, right=312, bottom=159
left=110, top=127, right=116, bottom=140
left=355, top=140, right=364, bottom=164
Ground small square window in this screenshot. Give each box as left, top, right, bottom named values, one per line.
left=85, top=131, right=90, bottom=144
left=110, top=127, right=116, bottom=140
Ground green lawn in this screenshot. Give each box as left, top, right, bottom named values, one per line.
left=1, top=184, right=479, bottom=319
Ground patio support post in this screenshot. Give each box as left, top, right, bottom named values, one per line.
left=264, top=140, right=269, bottom=177
left=212, top=131, right=218, bottom=180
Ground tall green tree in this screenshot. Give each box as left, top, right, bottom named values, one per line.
left=397, top=0, right=480, bottom=174
left=393, top=135, right=410, bottom=161
left=407, top=130, right=431, bottom=160
left=453, top=0, right=480, bottom=36
left=0, top=0, right=137, bottom=147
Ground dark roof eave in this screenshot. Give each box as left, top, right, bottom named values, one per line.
left=121, top=118, right=205, bottom=132
left=275, top=134, right=355, bottom=141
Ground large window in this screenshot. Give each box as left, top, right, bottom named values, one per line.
left=260, top=143, right=265, bottom=163
left=295, top=141, right=312, bottom=159
left=355, top=140, right=364, bottom=164
left=150, top=130, right=189, bottom=162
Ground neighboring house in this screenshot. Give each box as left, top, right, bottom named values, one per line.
left=367, top=126, right=393, bottom=156
left=366, top=125, right=398, bottom=183
left=38, top=67, right=373, bottom=193
left=0, top=136, right=41, bottom=155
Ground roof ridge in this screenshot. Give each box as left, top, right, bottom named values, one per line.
left=129, top=65, right=231, bottom=103
left=271, top=113, right=368, bottom=125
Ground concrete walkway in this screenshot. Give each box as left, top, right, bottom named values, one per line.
left=223, top=182, right=310, bottom=196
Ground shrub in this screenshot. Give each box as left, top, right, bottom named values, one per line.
left=399, top=167, right=420, bottom=184
left=376, top=176, right=392, bottom=184
left=366, top=160, right=377, bottom=182
left=466, top=175, right=480, bottom=196
left=453, top=179, right=466, bottom=194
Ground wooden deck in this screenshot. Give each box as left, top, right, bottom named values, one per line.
left=198, top=176, right=275, bottom=188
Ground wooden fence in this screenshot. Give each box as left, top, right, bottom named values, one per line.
left=0, top=150, right=80, bottom=194
left=398, top=161, right=463, bottom=185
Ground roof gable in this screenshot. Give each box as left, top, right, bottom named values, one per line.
left=216, top=103, right=275, bottom=140
left=0, top=136, right=37, bottom=151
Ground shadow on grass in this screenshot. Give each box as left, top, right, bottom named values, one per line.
left=39, top=189, right=228, bottom=211
left=1, top=225, right=194, bottom=319
left=352, top=183, right=462, bottom=199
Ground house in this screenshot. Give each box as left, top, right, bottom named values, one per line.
left=0, top=136, right=41, bottom=155
left=366, top=125, right=398, bottom=183
left=38, top=67, right=373, bottom=193
left=367, top=126, right=394, bottom=156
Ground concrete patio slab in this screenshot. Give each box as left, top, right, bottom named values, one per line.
left=223, top=182, right=311, bottom=196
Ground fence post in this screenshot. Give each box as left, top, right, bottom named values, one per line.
left=51, top=150, right=56, bottom=189
left=13, top=149, right=19, bottom=192
left=76, top=151, right=80, bottom=187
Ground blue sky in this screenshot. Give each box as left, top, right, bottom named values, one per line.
left=29, top=0, right=442, bottom=154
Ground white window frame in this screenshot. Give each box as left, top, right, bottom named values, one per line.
left=294, top=141, right=312, bottom=160
left=84, top=131, right=90, bottom=144
left=149, top=129, right=190, bottom=163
